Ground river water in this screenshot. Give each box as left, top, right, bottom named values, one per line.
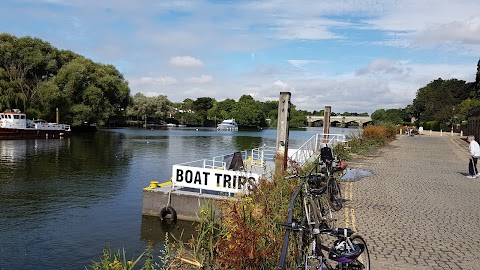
left=0, top=126, right=358, bottom=269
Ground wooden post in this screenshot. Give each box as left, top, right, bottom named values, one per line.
left=275, top=92, right=291, bottom=176
left=323, top=106, right=331, bottom=143
left=56, top=108, right=59, bottom=123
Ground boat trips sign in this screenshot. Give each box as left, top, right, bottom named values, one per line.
left=172, top=165, right=260, bottom=193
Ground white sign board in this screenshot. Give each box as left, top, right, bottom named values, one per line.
left=172, top=165, right=260, bottom=193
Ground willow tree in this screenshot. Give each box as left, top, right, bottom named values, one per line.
left=36, top=57, right=131, bottom=125
left=0, top=33, right=75, bottom=112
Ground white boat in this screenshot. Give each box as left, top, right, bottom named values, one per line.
left=0, top=109, right=71, bottom=139
left=217, top=119, right=238, bottom=131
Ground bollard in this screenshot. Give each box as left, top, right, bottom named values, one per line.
left=451, top=130, right=453, bottom=136
left=461, top=130, right=463, bottom=137
left=440, top=129, right=442, bottom=136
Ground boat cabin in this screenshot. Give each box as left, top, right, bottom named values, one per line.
left=0, top=109, right=71, bottom=131
left=0, top=109, right=27, bottom=129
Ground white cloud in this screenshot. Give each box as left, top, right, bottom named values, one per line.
left=287, top=60, right=319, bottom=69
left=273, top=80, right=289, bottom=89
left=355, top=59, right=406, bottom=76
left=186, top=75, right=213, bottom=83
left=5, top=0, right=480, bottom=115
left=415, top=17, right=480, bottom=46
left=169, top=56, right=204, bottom=68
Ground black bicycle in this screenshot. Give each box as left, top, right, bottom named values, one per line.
left=278, top=162, right=368, bottom=269
left=319, top=146, right=347, bottom=211
left=279, top=222, right=370, bottom=270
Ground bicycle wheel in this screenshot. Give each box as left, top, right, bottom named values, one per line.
left=316, top=195, right=335, bottom=229
left=298, top=198, right=324, bottom=269
left=327, top=177, right=343, bottom=211
left=293, top=216, right=310, bottom=268
left=346, top=235, right=370, bottom=270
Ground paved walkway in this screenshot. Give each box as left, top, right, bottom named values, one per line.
left=343, top=135, right=480, bottom=270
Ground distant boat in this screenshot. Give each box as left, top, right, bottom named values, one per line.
left=0, top=109, right=71, bottom=139
left=166, top=123, right=176, bottom=127
left=217, top=119, right=238, bottom=131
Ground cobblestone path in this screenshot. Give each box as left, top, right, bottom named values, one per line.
left=343, top=135, right=480, bottom=270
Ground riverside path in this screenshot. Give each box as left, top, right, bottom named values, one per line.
left=342, top=134, right=480, bottom=269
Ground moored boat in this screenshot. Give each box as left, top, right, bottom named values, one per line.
left=0, top=109, right=71, bottom=139
left=216, top=119, right=238, bottom=131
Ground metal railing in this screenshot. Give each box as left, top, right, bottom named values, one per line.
left=288, top=133, right=347, bottom=168
left=175, top=144, right=275, bottom=171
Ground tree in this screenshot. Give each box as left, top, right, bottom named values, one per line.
left=193, top=97, right=215, bottom=121
left=0, top=33, right=131, bottom=126
left=288, top=106, right=307, bottom=128
left=412, top=78, right=471, bottom=123
left=38, top=57, right=131, bottom=125
left=458, top=98, right=480, bottom=121
left=371, top=109, right=387, bottom=124
left=126, top=93, right=170, bottom=121
left=230, top=95, right=266, bottom=127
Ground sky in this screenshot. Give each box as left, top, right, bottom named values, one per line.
left=2, top=0, right=480, bottom=114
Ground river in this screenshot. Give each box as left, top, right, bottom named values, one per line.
left=0, top=126, right=358, bottom=269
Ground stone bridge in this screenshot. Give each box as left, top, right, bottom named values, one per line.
left=307, top=115, right=372, bottom=127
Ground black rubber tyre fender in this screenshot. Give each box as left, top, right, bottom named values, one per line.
left=160, top=206, right=177, bottom=223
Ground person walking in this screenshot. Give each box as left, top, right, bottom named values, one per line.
left=467, top=135, right=480, bottom=178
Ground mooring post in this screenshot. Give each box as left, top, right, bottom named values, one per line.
left=323, top=106, right=331, bottom=143
left=275, top=92, right=291, bottom=176
left=56, top=108, right=59, bottom=123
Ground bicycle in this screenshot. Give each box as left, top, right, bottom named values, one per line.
left=286, top=166, right=337, bottom=233
left=319, top=146, right=347, bottom=211
left=278, top=164, right=369, bottom=269
left=278, top=222, right=370, bottom=270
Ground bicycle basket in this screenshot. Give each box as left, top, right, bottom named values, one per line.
left=328, top=240, right=364, bottom=263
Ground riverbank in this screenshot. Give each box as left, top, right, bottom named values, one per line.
left=345, top=134, right=479, bottom=269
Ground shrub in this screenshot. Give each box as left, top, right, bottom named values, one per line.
left=362, top=125, right=396, bottom=140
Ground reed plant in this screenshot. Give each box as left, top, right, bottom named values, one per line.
left=86, top=245, right=156, bottom=270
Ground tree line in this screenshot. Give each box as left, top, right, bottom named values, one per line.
left=371, top=60, right=480, bottom=130
left=1, top=33, right=368, bottom=129
left=0, top=33, right=130, bottom=126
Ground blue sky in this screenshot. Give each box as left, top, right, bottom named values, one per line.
left=2, top=0, right=480, bottom=114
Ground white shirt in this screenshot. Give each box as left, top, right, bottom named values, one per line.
left=469, top=139, right=480, bottom=157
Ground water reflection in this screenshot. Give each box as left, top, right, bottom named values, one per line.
left=140, top=216, right=198, bottom=244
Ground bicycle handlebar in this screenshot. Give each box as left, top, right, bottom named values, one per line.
left=278, top=222, right=355, bottom=237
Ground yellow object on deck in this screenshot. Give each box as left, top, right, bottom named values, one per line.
left=158, top=181, right=172, bottom=187
left=149, top=181, right=159, bottom=189
left=143, top=180, right=172, bottom=191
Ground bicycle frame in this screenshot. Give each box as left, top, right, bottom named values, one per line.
left=278, top=154, right=368, bottom=270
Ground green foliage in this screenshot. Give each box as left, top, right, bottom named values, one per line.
left=371, top=108, right=407, bottom=125
left=126, top=93, right=170, bottom=120
left=412, top=78, right=472, bottom=123
left=458, top=98, right=480, bottom=121
left=419, top=121, right=444, bottom=131
left=193, top=97, right=215, bottom=121
left=229, top=95, right=267, bottom=127
left=0, top=33, right=131, bottom=126
left=86, top=246, right=156, bottom=270
left=288, top=107, right=307, bottom=127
